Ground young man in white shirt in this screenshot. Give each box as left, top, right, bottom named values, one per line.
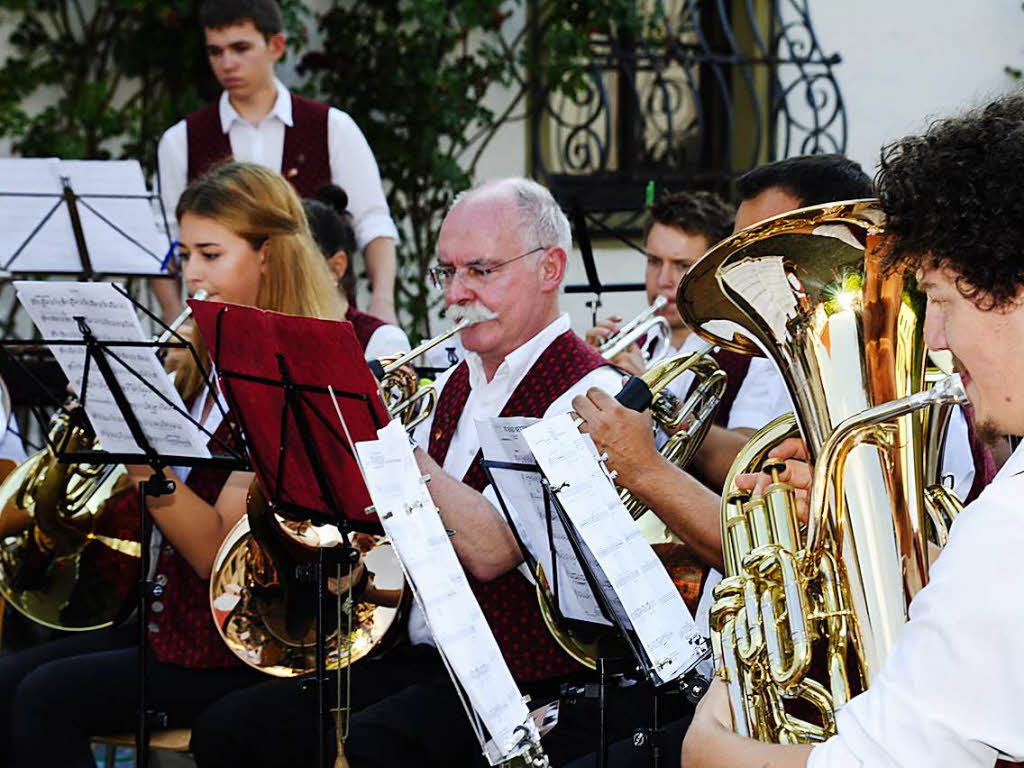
left=156, top=0, right=399, bottom=323
left=682, top=93, right=1024, bottom=768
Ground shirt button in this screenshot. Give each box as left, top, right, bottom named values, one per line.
left=147, top=622, right=160, bottom=634
left=152, top=601, right=164, bottom=613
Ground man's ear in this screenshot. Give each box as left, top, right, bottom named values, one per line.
left=537, top=246, right=567, bottom=293
left=268, top=32, right=286, bottom=62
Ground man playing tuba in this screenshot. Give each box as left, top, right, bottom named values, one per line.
left=683, top=92, right=1024, bottom=768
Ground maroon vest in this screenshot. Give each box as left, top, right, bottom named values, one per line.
left=963, top=404, right=998, bottom=504
left=185, top=93, right=331, bottom=198
left=685, top=348, right=752, bottom=428
left=345, top=306, right=388, bottom=351
left=428, top=330, right=608, bottom=682
left=148, top=415, right=243, bottom=668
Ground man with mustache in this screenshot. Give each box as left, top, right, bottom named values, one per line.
left=192, top=177, right=651, bottom=767
left=681, top=94, right=1024, bottom=768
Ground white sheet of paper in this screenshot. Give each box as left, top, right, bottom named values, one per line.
left=523, top=413, right=706, bottom=686
left=356, top=420, right=538, bottom=764
left=15, top=281, right=211, bottom=458
left=0, top=158, right=167, bottom=275
left=476, top=416, right=610, bottom=626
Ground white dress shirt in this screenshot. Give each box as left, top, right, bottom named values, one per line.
left=362, top=323, right=410, bottom=362
left=157, top=78, right=399, bottom=249
left=405, top=313, right=623, bottom=646
left=808, top=441, right=1024, bottom=768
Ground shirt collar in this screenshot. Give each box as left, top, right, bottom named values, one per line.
left=995, top=438, right=1024, bottom=481
left=464, top=313, right=571, bottom=393
left=218, top=77, right=293, bottom=133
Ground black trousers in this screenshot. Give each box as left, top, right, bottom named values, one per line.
left=191, top=643, right=694, bottom=768
left=0, top=624, right=263, bottom=768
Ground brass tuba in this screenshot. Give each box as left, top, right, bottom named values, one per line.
left=0, top=293, right=204, bottom=631
left=676, top=199, right=967, bottom=742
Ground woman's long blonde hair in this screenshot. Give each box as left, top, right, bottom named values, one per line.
left=173, top=162, right=343, bottom=401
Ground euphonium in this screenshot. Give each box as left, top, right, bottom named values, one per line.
left=207, top=322, right=474, bottom=675
left=676, top=200, right=967, bottom=742
left=0, top=292, right=205, bottom=631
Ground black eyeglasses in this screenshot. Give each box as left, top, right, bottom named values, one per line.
left=428, top=246, right=550, bottom=290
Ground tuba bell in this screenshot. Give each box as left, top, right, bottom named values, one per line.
left=677, top=199, right=967, bottom=741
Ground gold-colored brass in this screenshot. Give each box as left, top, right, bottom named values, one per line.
left=0, top=295, right=207, bottom=631
left=209, top=482, right=405, bottom=676
left=538, top=342, right=728, bottom=668
left=375, top=319, right=471, bottom=430
left=678, top=199, right=968, bottom=742
left=598, top=295, right=672, bottom=364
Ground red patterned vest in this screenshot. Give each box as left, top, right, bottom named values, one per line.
left=685, top=347, right=752, bottom=429
left=147, top=415, right=243, bottom=668
left=345, top=306, right=387, bottom=351
left=428, top=330, right=608, bottom=682
left=185, top=93, right=331, bottom=198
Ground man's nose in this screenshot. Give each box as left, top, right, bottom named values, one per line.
left=444, top=273, right=475, bottom=306
left=923, top=305, right=947, bottom=350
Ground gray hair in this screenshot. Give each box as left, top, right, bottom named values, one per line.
left=452, top=177, right=572, bottom=255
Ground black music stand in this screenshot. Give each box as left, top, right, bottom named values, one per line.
left=199, top=302, right=388, bottom=768
left=482, top=459, right=709, bottom=768
left=0, top=284, right=246, bottom=768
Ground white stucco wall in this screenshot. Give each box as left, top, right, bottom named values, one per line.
left=1, top=2, right=1022, bottom=337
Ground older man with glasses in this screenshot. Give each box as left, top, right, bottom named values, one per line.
left=192, top=177, right=669, bottom=768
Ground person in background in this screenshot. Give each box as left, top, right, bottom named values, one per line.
left=156, top=0, right=399, bottom=324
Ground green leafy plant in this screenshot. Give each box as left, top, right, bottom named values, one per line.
left=0, top=0, right=308, bottom=174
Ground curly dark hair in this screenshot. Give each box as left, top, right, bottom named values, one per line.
left=736, top=154, right=872, bottom=206
left=645, top=190, right=734, bottom=246
left=877, top=92, right=1024, bottom=309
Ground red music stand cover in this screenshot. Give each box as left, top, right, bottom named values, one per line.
left=189, top=299, right=389, bottom=532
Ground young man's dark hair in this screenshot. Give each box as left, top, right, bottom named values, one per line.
left=644, top=190, right=734, bottom=244
left=877, top=93, right=1024, bottom=310
left=737, top=153, right=873, bottom=206
left=199, top=0, right=283, bottom=39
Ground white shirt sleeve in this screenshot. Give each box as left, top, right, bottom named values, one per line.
left=808, top=476, right=1024, bottom=768
left=156, top=120, right=188, bottom=240
left=362, top=323, right=411, bottom=362
left=726, top=356, right=793, bottom=430
left=326, top=108, right=399, bottom=250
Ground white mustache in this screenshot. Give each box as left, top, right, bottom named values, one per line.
left=450, top=302, right=498, bottom=326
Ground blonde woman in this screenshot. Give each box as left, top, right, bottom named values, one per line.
left=0, top=162, right=341, bottom=768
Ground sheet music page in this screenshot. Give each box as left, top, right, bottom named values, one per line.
left=0, top=158, right=166, bottom=275
left=476, top=416, right=610, bottom=626
left=356, top=420, right=539, bottom=763
left=523, top=413, right=706, bottom=685
left=15, top=281, right=211, bottom=458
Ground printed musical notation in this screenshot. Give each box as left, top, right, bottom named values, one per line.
left=476, top=416, right=610, bottom=626
left=356, top=421, right=539, bottom=764
left=15, top=281, right=211, bottom=458
left=524, top=413, right=706, bottom=686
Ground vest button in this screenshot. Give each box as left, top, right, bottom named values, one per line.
left=155, top=574, right=168, bottom=587
left=152, top=601, right=164, bottom=613
left=147, top=622, right=160, bottom=634
left=162, top=545, right=174, bottom=556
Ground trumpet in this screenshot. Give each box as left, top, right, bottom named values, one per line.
left=598, top=295, right=671, bottom=365
left=371, top=319, right=471, bottom=430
